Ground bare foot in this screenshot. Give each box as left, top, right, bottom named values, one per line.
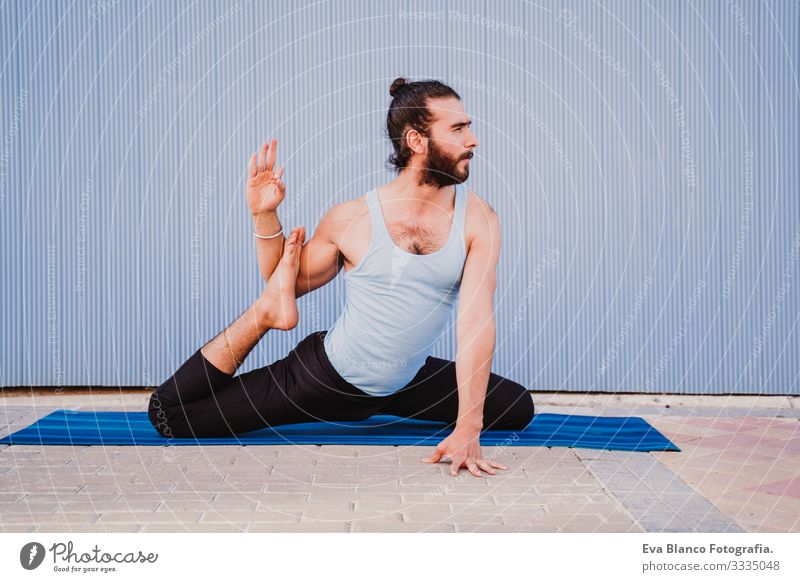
left=259, top=226, right=305, bottom=330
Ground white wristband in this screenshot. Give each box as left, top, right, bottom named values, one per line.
left=253, top=227, right=284, bottom=240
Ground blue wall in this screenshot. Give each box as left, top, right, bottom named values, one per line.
left=1, top=1, right=797, bottom=394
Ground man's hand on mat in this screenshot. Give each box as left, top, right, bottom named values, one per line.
left=422, top=426, right=508, bottom=477
left=247, top=138, right=286, bottom=215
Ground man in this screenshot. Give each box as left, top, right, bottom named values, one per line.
left=148, top=78, right=535, bottom=478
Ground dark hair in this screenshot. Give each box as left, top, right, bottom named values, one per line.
left=385, top=77, right=460, bottom=173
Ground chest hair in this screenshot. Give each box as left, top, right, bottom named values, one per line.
left=386, top=222, right=450, bottom=255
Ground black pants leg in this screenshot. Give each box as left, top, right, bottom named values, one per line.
left=147, top=331, right=388, bottom=438
left=381, top=356, right=535, bottom=430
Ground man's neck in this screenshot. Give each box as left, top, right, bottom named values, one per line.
left=381, top=170, right=457, bottom=217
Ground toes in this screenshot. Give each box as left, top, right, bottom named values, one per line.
left=283, top=230, right=300, bottom=256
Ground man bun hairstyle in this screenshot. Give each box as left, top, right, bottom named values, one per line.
left=385, top=77, right=460, bottom=173
left=389, top=77, right=407, bottom=97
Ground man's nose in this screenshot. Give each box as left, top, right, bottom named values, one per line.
left=465, top=130, right=479, bottom=149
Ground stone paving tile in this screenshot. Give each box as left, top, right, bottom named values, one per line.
left=309, top=492, right=402, bottom=504
left=279, top=499, right=357, bottom=511
left=198, top=510, right=302, bottom=523
left=350, top=522, right=456, bottom=533
left=96, top=511, right=205, bottom=524
left=1, top=525, right=39, bottom=533
left=247, top=522, right=350, bottom=532
left=39, top=524, right=144, bottom=533
left=57, top=501, right=162, bottom=513
left=0, top=501, right=63, bottom=513
left=260, top=474, right=314, bottom=485
left=2, top=513, right=103, bottom=525
left=504, top=512, right=609, bottom=530
left=301, top=508, right=403, bottom=522
left=169, top=482, right=264, bottom=493
left=115, top=492, right=216, bottom=503
left=748, top=476, right=800, bottom=499
left=443, top=516, right=506, bottom=528
left=141, top=523, right=246, bottom=533
left=156, top=500, right=260, bottom=512
left=3, top=485, right=83, bottom=495
left=455, top=523, right=547, bottom=533
left=399, top=505, right=455, bottom=521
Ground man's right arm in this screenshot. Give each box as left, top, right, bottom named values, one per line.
left=294, top=205, right=344, bottom=298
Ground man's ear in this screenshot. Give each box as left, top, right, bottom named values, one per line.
left=406, top=128, right=427, bottom=156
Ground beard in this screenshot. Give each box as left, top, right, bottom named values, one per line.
left=418, top=139, right=471, bottom=188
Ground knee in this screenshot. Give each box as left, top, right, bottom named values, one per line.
left=517, top=391, right=535, bottom=428
left=147, top=390, right=181, bottom=438
left=485, top=386, right=535, bottom=431
left=506, top=391, right=534, bottom=430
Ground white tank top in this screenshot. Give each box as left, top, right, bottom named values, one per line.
left=323, top=183, right=468, bottom=396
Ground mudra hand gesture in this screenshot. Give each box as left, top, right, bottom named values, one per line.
left=247, top=138, right=285, bottom=215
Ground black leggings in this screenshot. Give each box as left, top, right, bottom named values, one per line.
left=148, top=330, right=535, bottom=439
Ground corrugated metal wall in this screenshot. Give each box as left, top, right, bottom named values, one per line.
left=1, top=0, right=797, bottom=394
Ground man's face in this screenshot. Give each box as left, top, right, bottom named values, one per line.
left=417, top=97, right=478, bottom=188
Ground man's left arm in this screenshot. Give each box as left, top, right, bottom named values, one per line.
left=453, top=206, right=499, bottom=433
left=421, top=197, right=508, bottom=477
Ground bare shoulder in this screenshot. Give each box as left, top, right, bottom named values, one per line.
left=320, top=197, right=364, bottom=221
left=317, top=197, right=366, bottom=229
left=313, top=196, right=369, bottom=247
left=465, top=187, right=500, bottom=254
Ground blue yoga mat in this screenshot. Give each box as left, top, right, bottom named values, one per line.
left=0, top=410, right=679, bottom=451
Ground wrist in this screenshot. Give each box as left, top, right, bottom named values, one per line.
left=455, top=417, right=483, bottom=433
left=252, top=210, right=279, bottom=224
left=252, top=212, right=283, bottom=238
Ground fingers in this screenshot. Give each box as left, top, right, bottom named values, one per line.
left=266, top=137, right=277, bottom=171
left=293, top=226, right=305, bottom=247
left=274, top=164, right=286, bottom=196
left=452, top=458, right=492, bottom=477
left=422, top=449, right=443, bottom=463
left=257, top=141, right=269, bottom=172
left=284, top=227, right=300, bottom=254
left=450, top=460, right=461, bottom=476
left=466, top=461, right=482, bottom=478
left=446, top=456, right=500, bottom=477
left=252, top=139, right=279, bottom=176
left=487, top=459, right=508, bottom=470
left=422, top=439, right=448, bottom=463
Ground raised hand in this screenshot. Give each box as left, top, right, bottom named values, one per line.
left=247, top=138, right=285, bottom=215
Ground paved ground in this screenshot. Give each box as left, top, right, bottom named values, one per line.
left=1, top=392, right=798, bottom=533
